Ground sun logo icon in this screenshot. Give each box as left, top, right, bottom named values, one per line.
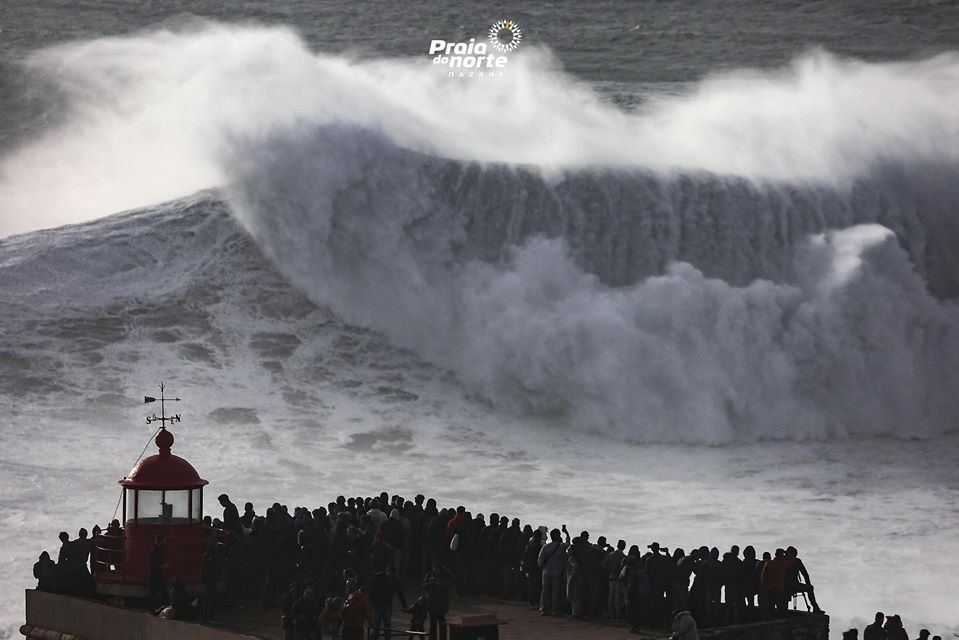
left=488, top=19, right=523, bottom=53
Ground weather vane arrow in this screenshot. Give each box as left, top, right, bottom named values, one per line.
left=144, top=382, right=181, bottom=427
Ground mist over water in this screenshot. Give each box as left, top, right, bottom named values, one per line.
left=0, top=20, right=958, bottom=639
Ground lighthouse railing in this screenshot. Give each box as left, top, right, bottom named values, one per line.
left=92, top=531, right=124, bottom=579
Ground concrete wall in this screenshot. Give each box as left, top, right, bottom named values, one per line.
left=24, top=591, right=261, bottom=640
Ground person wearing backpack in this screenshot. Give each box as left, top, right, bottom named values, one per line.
left=537, top=527, right=570, bottom=616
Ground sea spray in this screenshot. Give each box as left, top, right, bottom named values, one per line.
left=225, top=125, right=959, bottom=443
left=3, top=23, right=959, bottom=236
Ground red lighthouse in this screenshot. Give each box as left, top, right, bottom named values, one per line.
left=94, top=384, right=209, bottom=598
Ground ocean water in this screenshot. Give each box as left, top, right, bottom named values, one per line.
left=1, top=2, right=958, bottom=638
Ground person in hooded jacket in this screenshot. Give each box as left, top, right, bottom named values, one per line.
left=670, top=610, right=700, bottom=640
left=33, top=551, right=58, bottom=592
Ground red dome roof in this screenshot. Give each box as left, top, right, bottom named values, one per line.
left=119, top=429, right=208, bottom=490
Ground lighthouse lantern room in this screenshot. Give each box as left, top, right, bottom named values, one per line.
left=94, top=384, right=209, bottom=597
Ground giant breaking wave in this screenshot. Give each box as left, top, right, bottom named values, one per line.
left=3, top=23, right=959, bottom=442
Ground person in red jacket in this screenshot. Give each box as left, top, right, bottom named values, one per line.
left=760, top=548, right=789, bottom=617
left=340, top=579, right=372, bottom=640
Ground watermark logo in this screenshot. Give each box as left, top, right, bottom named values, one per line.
left=488, top=19, right=523, bottom=53
left=428, top=18, right=523, bottom=78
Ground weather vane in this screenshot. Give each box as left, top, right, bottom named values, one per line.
left=144, top=382, right=181, bottom=428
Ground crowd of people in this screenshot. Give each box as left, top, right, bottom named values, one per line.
left=844, top=613, right=945, bottom=640
left=32, top=522, right=120, bottom=597
left=36, top=491, right=833, bottom=640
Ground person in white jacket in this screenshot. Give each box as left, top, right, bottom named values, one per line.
left=669, top=610, right=700, bottom=640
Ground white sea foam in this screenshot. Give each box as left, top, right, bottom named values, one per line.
left=2, top=23, right=959, bottom=235
left=225, top=120, right=959, bottom=443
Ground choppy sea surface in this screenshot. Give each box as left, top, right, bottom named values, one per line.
left=1, top=1, right=958, bottom=638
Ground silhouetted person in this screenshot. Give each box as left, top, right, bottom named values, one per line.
left=676, top=548, right=699, bottom=615
left=916, top=630, right=931, bottom=640
left=720, top=549, right=743, bottom=623
left=169, top=577, right=197, bottom=620
left=864, top=612, right=886, bottom=640
left=884, top=614, right=908, bottom=640
left=670, top=609, right=700, bottom=640
left=521, top=529, right=543, bottom=609
left=408, top=594, right=429, bottom=632
left=341, top=579, right=372, bottom=640
left=33, top=551, right=58, bottom=592
left=381, top=510, right=404, bottom=570
left=784, top=546, right=823, bottom=614
left=423, top=562, right=455, bottom=640
left=604, top=539, right=626, bottom=619
left=56, top=531, right=72, bottom=566
left=219, top=494, right=242, bottom=535
left=760, top=548, right=789, bottom=617
left=241, top=502, right=257, bottom=529
left=201, top=545, right=222, bottom=621
left=669, top=548, right=688, bottom=613
left=538, top=527, right=569, bottom=616
left=319, top=596, right=344, bottom=639
left=149, top=534, right=167, bottom=608
left=844, top=630, right=860, bottom=640
left=368, top=564, right=407, bottom=639
left=689, top=546, right=720, bottom=625
left=740, top=545, right=761, bottom=611
left=566, top=535, right=588, bottom=618
left=500, top=518, right=523, bottom=599
left=645, top=542, right=671, bottom=623
left=369, top=531, right=392, bottom=574
left=76, top=528, right=92, bottom=566
left=624, top=545, right=651, bottom=632
left=281, top=582, right=299, bottom=640
left=290, top=587, right=322, bottom=640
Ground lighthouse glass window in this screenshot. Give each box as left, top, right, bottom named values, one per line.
left=190, top=487, right=202, bottom=520
left=136, top=489, right=191, bottom=523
